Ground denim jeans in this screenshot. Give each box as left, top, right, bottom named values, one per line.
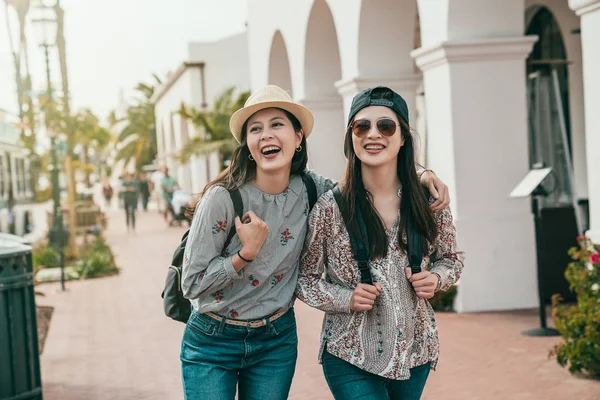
left=322, top=349, right=431, bottom=400
left=180, top=308, right=298, bottom=400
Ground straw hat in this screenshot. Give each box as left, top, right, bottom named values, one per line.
left=229, top=85, right=314, bottom=143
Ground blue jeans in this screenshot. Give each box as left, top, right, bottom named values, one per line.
left=180, top=308, right=298, bottom=400
left=322, top=350, right=431, bottom=400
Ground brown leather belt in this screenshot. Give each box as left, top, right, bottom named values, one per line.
left=205, top=308, right=288, bottom=328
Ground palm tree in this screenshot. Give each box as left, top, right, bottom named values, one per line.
left=114, top=76, right=161, bottom=171
left=177, top=86, right=250, bottom=169
left=72, top=109, right=111, bottom=186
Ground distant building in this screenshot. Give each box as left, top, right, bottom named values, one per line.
left=0, top=109, right=33, bottom=234
left=152, top=32, right=250, bottom=194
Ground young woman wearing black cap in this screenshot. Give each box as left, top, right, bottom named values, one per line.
left=180, top=84, right=450, bottom=399
left=296, top=86, right=465, bottom=399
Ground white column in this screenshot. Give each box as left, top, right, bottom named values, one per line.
left=298, top=97, right=346, bottom=181
left=413, top=36, right=539, bottom=312
left=569, top=0, right=600, bottom=243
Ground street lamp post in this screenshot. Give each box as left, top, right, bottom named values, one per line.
left=31, top=0, right=65, bottom=291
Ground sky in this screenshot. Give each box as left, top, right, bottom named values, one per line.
left=0, top=0, right=248, bottom=121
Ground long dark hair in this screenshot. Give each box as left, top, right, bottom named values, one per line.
left=340, top=107, right=437, bottom=260
left=186, top=108, right=308, bottom=218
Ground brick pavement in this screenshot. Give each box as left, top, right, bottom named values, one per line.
left=37, top=209, right=599, bottom=399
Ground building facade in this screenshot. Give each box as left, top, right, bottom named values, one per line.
left=152, top=32, right=250, bottom=194
left=246, top=0, right=600, bottom=312
left=0, top=109, right=33, bottom=235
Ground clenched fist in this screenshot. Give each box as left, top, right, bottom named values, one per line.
left=350, top=282, right=382, bottom=311
left=235, top=211, right=269, bottom=260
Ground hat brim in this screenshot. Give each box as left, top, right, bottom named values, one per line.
left=229, top=101, right=314, bottom=143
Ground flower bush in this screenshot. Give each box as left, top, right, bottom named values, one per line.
left=550, top=235, right=600, bottom=379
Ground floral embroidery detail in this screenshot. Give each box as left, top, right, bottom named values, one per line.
left=183, top=256, right=189, bottom=266
left=271, top=274, right=284, bottom=286
left=229, top=310, right=239, bottom=318
left=199, top=272, right=205, bottom=279
left=212, top=220, right=227, bottom=234
left=211, top=290, right=224, bottom=303
left=280, top=229, right=294, bottom=246
left=303, top=202, right=309, bottom=216
left=248, top=274, right=260, bottom=287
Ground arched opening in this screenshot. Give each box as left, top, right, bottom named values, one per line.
left=268, top=31, right=293, bottom=95
left=526, top=7, right=571, bottom=205
left=303, top=0, right=345, bottom=178
left=526, top=6, right=579, bottom=303
left=304, top=0, right=342, bottom=98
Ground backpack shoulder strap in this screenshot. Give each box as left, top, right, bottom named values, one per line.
left=407, top=190, right=428, bottom=274
left=301, top=173, right=318, bottom=211
left=224, top=188, right=243, bottom=249
left=332, top=187, right=373, bottom=285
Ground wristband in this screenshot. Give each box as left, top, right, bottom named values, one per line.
left=237, top=250, right=253, bottom=263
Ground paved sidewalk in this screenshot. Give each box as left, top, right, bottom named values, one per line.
left=37, top=210, right=599, bottom=399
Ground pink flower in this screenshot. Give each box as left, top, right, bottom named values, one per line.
left=591, top=252, right=600, bottom=264
left=573, top=252, right=580, bottom=260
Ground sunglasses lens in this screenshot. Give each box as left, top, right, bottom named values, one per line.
left=352, top=120, right=371, bottom=137
left=377, top=119, right=397, bottom=136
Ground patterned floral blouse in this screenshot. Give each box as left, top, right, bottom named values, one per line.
left=296, top=190, right=465, bottom=380
left=181, top=171, right=333, bottom=320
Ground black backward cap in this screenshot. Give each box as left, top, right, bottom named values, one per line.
left=347, top=86, right=409, bottom=125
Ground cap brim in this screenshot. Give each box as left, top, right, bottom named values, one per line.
left=229, top=101, right=314, bottom=143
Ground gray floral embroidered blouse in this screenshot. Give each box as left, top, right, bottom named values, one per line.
left=181, top=171, right=333, bottom=320
left=296, top=190, right=465, bottom=380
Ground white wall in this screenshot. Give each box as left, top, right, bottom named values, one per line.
left=188, top=32, right=251, bottom=107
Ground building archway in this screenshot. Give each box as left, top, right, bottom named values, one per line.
left=268, top=31, right=293, bottom=95
left=303, top=0, right=345, bottom=178
left=526, top=5, right=580, bottom=302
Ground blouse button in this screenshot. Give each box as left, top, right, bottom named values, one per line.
left=395, top=306, right=400, bottom=311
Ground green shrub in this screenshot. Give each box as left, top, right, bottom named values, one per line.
left=550, top=235, right=600, bottom=379
left=74, top=236, right=119, bottom=279
left=33, top=245, right=60, bottom=270
left=429, top=285, right=458, bottom=312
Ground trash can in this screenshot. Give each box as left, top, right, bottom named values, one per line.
left=0, top=234, right=43, bottom=400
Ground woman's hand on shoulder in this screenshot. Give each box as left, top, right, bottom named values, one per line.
left=419, top=170, right=450, bottom=211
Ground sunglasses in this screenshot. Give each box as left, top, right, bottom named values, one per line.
left=351, top=118, right=399, bottom=137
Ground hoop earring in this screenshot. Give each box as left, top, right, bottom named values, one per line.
left=295, top=145, right=302, bottom=153
left=248, top=154, right=254, bottom=161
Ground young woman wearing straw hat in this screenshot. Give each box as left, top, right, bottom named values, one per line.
left=296, top=86, right=465, bottom=399
left=179, top=85, right=449, bottom=399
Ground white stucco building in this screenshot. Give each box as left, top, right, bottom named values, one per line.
left=246, top=0, right=600, bottom=312
left=152, top=32, right=250, bottom=194
left=0, top=109, right=34, bottom=235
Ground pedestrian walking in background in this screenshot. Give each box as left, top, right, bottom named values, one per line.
left=138, top=172, right=151, bottom=212
left=160, top=167, right=179, bottom=223
left=120, top=172, right=139, bottom=233
left=102, top=178, right=114, bottom=210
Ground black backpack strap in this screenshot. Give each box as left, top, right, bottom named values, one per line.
left=407, top=189, right=430, bottom=275
left=301, top=173, right=318, bottom=211
left=224, top=188, right=243, bottom=250
left=332, top=187, right=373, bottom=285
left=407, top=213, right=423, bottom=275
